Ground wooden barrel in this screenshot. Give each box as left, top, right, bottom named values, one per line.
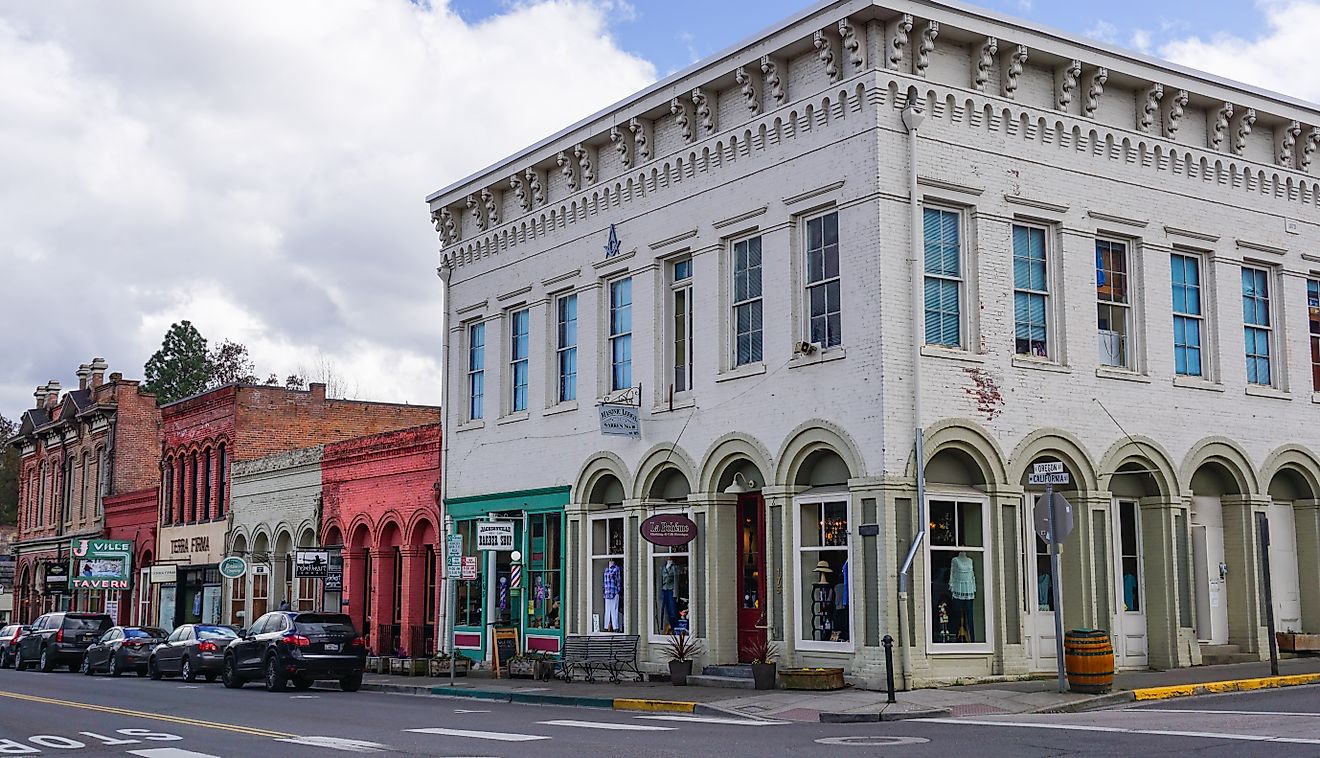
left=1064, top=629, right=1114, bottom=694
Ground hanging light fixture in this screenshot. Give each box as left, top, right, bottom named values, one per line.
left=724, top=471, right=756, bottom=494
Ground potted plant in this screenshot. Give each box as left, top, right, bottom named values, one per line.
left=740, top=637, right=780, bottom=690
left=658, top=632, right=704, bottom=686
left=429, top=652, right=472, bottom=677
left=507, top=654, right=537, bottom=679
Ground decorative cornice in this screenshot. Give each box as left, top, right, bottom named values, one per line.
left=713, top=205, right=769, bottom=229
left=455, top=299, right=488, bottom=316
left=648, top=229, right=699, bottom=250
left=1235, top=238, right=1287, bottom=256
left=592, top=249, right=636, bottom=271
left=918, top=177, right=984, bottom=196
left=1087, top=210, right=1148, bottom=228
left=496, top=284, right=533, bottom=302
left=1163, top=226, right=1220, bottom=243
left=784, top=180, right=845, bottom=206
left=541, top=268, right=581, bottom=288
left=1004, top=194, right=1069, bottom=214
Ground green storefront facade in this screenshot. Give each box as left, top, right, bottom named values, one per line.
left=446, top=487, right=568, bottom=662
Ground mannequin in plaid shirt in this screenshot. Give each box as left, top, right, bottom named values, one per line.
left=603, top=560, right=622, bottom=632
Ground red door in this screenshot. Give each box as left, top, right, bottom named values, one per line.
left=736, top=494, right=767, bottom=662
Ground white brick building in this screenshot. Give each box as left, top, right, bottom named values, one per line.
left=427, top=0, right=1320, bottom=686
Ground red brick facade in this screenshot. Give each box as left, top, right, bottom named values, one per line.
left=321, top=424, right=441, bottom=656
left=102, top=487, right=158, bottom=625
left=8, top=361, right=161, bottom=622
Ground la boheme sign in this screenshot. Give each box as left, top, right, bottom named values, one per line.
left=640, top=514, right=697, bottom=546
left=477, top=522, right=515, bottom=551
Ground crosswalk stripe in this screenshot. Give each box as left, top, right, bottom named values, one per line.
left=275, top=736, right=389, bottom=752
left=637, top=715, right=789, bottom=727
left=405, top=727, right=549, bottom=742
left=538, top=719, right=673, bottom=731
left=128, top=749, right=223, bottom=758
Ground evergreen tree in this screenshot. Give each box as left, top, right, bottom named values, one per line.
left=0, top=414, right=17, bottom=525
left=143, top=320, right=211, bottom=404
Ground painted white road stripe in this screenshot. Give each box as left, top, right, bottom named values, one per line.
left=128, top=749, right=223, bottom=758
left=405, top=728, right=549, bottom=742
left=922, top=717, right=1320, bottom=745
left=637, top=715, right=790, bottom=727
left=1134, top=708, right=1320, bottom=717
left=538, top=719, right=673, bottom=731
left=453, top=709, right=491, bottom=714
left=275, top=736, right=389, bottom=752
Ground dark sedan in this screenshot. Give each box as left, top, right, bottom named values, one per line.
left=0, top=624, right=29, bottom=668
left=81, top=626, right=168, bottom=676
left=149, top=624, right=239, bottom=682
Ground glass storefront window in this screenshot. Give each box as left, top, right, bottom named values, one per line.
left=526, top=513, right=562, bottom=631
left=455, top=520, right=483, bottom=627
left=796, top=496, right=850, bottom=647
left=651, top=540, right=691, bottom=638
left=1119, top=500, right=1141, bottom=612
left=928, top=498, right=990, bottom=648
left=591, top=515, right=626, bottom=634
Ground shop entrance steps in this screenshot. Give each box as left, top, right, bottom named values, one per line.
left=1198, top=644, right=1260, bottom=665
left=687, top=664, right=756, bottom=689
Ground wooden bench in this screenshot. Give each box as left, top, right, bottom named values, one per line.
left=556, top=634, right=641, bottom=683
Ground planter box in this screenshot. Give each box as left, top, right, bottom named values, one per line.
left=506, top=657, right=537, bottom=679
left=366, top=656, right=389, bottom=674
left=428, top=658, right=472, bottom=677
left=393, top=658, right=429, bottom=676
left=1277, top=632, right=1320, bottom=652
left=778, top=667, right=846, bottom=691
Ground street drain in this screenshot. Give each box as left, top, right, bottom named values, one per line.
left=815, top=736, right=931, bottom=747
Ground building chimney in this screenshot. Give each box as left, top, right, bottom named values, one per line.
left=45, top=380, right=62, bottom=410
left=76, top=364, right=92, bottom=391
left=309, top=382, right=327, bottom=403
left=108, top=372, right=122, bottom=384
left=89, top=357, right=108, bottom=388
left=34, top=384, right=48, bottom=408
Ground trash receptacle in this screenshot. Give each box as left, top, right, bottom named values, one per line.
left=1064, top=628, right=1114, bottom=694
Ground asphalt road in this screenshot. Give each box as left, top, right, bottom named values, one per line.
left=0, top=665, right=1317, bottom=757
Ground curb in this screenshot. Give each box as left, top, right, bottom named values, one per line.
left=1031, top=691, right=1135, bottom=713
left=820, top=707, right=952, bottom=723
left=423, top=686, right=709, bottom=715
left=1131, top=672, right=1320, bottom=702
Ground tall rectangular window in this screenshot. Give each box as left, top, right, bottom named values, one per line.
left=1241, top=266, right=1272, bottom=386
left=732, top=236, right=763, bottom=366
left=556, top=294, right=578, bottom=403
left=805, top=212, right=842, bottom=348
left=1096, top=239, right=1132, bottom=368
left=509, top=309, right=529, bottom=413
left=1308, top=279, right=1319, bottom=391
left=1171, top=253, right=1204, bottom=377
left=467, top=322, right=485, bottom=420
left=671, top=258, right=693, bottom=392
left=924, top=208, right=962, bottom=347
left=609, top=278, right=633, bottom=391
left=1012, top=224, right=1049, bottom=357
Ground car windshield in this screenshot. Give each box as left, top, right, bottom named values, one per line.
left=293, top=614, right=356, bottom=636
left=64, top=616, right=111, bottom=631
left=195, top=626, right=238, bottom=640
left=126, top=628, right=168, bottom=638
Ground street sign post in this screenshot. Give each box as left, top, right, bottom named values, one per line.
left=1032, top=462, right=1072, bottom=693
left=446, top=534, right=463, bottom=575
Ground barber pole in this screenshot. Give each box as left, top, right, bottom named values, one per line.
left=510, top=564, right=521, bottom=590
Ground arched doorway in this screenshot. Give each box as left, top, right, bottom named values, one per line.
left=926, top=447, right=994, bottom=658
left=1107, top=461, right=1166, bottom=668
left=227, top=534, right=247, bottom=626
left=1266, top=467, right=1313, bottom=634
left=346, top=522, right=373, bottom=649
left=1189, top=460, right=1244, bottom=647
left=586, top=473, right=626, bottom=635
left=789, top=447, right=855, bottom=656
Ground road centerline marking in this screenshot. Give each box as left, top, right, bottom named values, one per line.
left=0, top=690, right=294, bottom=739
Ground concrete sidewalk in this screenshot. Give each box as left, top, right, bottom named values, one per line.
left=350, top=655, right=1320, bottom=723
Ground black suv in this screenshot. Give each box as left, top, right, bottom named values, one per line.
left=222, top=611, right=366, bottom=692
left=15, top=612, right=114, bottom=672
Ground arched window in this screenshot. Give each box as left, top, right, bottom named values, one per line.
left=188, top=451, right=199, bottom=522
left=217, top=443, right=228, bottom=517
left=162, top=458, right=174, bottom=526
left=202, top=447, right=213, bottom=520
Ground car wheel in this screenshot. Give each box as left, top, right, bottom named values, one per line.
left=292, top=676, right=314, bottom=691
left=264, top=656, right=287, bottom=692
left=109, top=654, right=122, bottom=678
left=38, top=647, right=55, bottom=673
left=181, top=657, right=196, bottom=683
left=0, top=649, right=10, bottom=669
left=339, top=672, right=363, bottom=692
left=148, top=657, right=162, bottom=681
left=80, top=657, right=92, bottom=675
left=221, top=656, right=244, bottom=689
left=13, top=649, right=25, bottom=671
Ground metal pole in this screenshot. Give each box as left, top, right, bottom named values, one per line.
left=1258, top=514, right=1279, bottom=677
left=446, top=515, right=456, bottom=686
left=1047, top=485, right=1066, bottom=693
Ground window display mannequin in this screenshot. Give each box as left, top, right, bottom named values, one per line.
left=660, top=558, right=680, bottom=633
left=602, top=559, right=622, bottom=632
left=1123, top=572, right=1138, bottom=612
left=1038, top=573, right=1052, bottom=611
left=949, top=550, right=976, bottom=642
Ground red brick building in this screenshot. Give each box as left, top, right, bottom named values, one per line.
left=321, top=424, right=441, bottom=657
left=8, top=360, right=162, bottom=622
left=102, top=487, right=159, bottom=625
left=156, top=383, right=438, bottom=630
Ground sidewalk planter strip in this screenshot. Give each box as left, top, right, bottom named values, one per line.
left=779, top=667, right=846, bottom=691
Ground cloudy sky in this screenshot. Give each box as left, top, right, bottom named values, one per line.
left=2, top=0, right=1317, bottom=419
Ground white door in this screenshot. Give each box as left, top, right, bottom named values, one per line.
left=1267, top=502, right=1302, bottom=633
left=1112, top=500, right=1147, bottom=668
left=1190, top=496, right=1229, bottom=645
left=1024, top=504, right=1059, bottom=672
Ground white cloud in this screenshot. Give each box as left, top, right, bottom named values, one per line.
left=1130, top=28, right=1152, bottom=54
left=1085, top=20, right=1118, bottom=44
left=0, top=0, right=655, bottom=416
left=1160, top=0, right=1320, bottom=102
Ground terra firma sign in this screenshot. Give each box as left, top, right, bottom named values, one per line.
left=69, top=539, right=134, bottom=591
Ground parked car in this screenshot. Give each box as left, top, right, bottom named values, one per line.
left=81, top=626, right=168, bottom=677
left=14, top=612, right=114, bottom=672
left=0, top=624, right=29, bottom=668
left=149, top=624, right=238, bottom=682
left=222, top=611, right=366, bottom=692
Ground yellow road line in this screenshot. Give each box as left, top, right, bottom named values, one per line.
left=0, top=690, right=295, bottom=739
